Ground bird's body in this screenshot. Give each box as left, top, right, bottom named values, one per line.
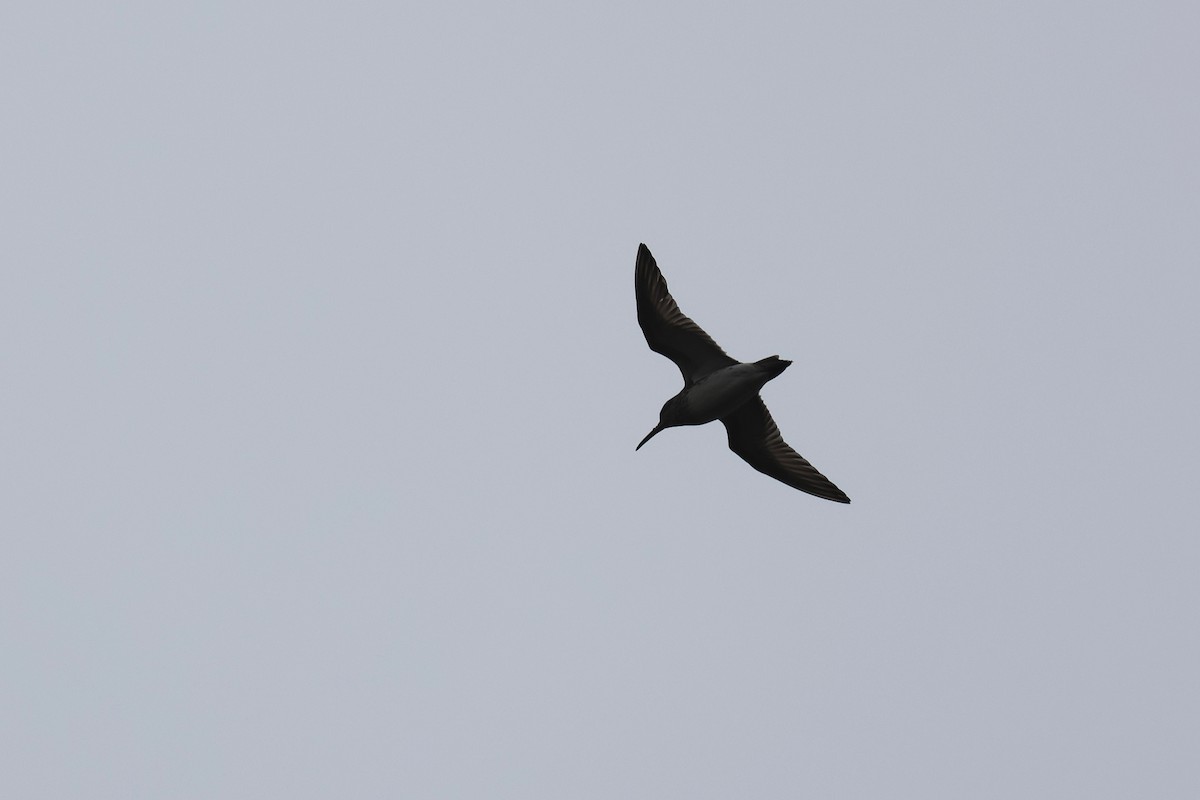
left=634, top=243, right=850, bottom=503
left=654, top=358, right=790, bottom=427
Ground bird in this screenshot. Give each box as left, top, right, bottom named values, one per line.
left=634, top=243, right=850, bottom=503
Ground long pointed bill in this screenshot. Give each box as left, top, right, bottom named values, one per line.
left=636, top=423, right=665, bottom=451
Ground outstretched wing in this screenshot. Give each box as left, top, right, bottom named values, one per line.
left=721, top=396, right=851, bottom=503
left=635, top=243, right=737, bottom=386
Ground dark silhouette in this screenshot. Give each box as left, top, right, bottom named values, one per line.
left=635, top=243, right=850, bottom=503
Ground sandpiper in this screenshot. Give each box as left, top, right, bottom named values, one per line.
left=635, top=243, right=850, bottom=503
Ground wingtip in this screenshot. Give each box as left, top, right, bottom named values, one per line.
left=635, top=243, right=659, bottom=282
left=820, top=484, right=851, bottom=504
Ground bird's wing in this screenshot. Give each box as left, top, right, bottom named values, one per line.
left=721, top=396, right=851, bottom=503
left=636, top=243, right=737, bottom=386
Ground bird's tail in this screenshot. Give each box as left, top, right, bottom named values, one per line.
left=754, top=355, right=792, bottom=379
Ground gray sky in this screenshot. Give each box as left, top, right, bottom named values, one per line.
left=3, top=1, right=1198, bottom=797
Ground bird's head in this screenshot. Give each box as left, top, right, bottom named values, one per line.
left=636, top=395, right=686, bottom=451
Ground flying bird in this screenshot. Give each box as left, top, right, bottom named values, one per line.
left=634, top=243, right=850, bottom=503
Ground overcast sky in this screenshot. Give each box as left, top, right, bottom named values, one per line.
left=3, top=1, right=1198, bottom=797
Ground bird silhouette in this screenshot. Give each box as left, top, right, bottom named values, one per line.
left=634, top=243, right=850, bottom=503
